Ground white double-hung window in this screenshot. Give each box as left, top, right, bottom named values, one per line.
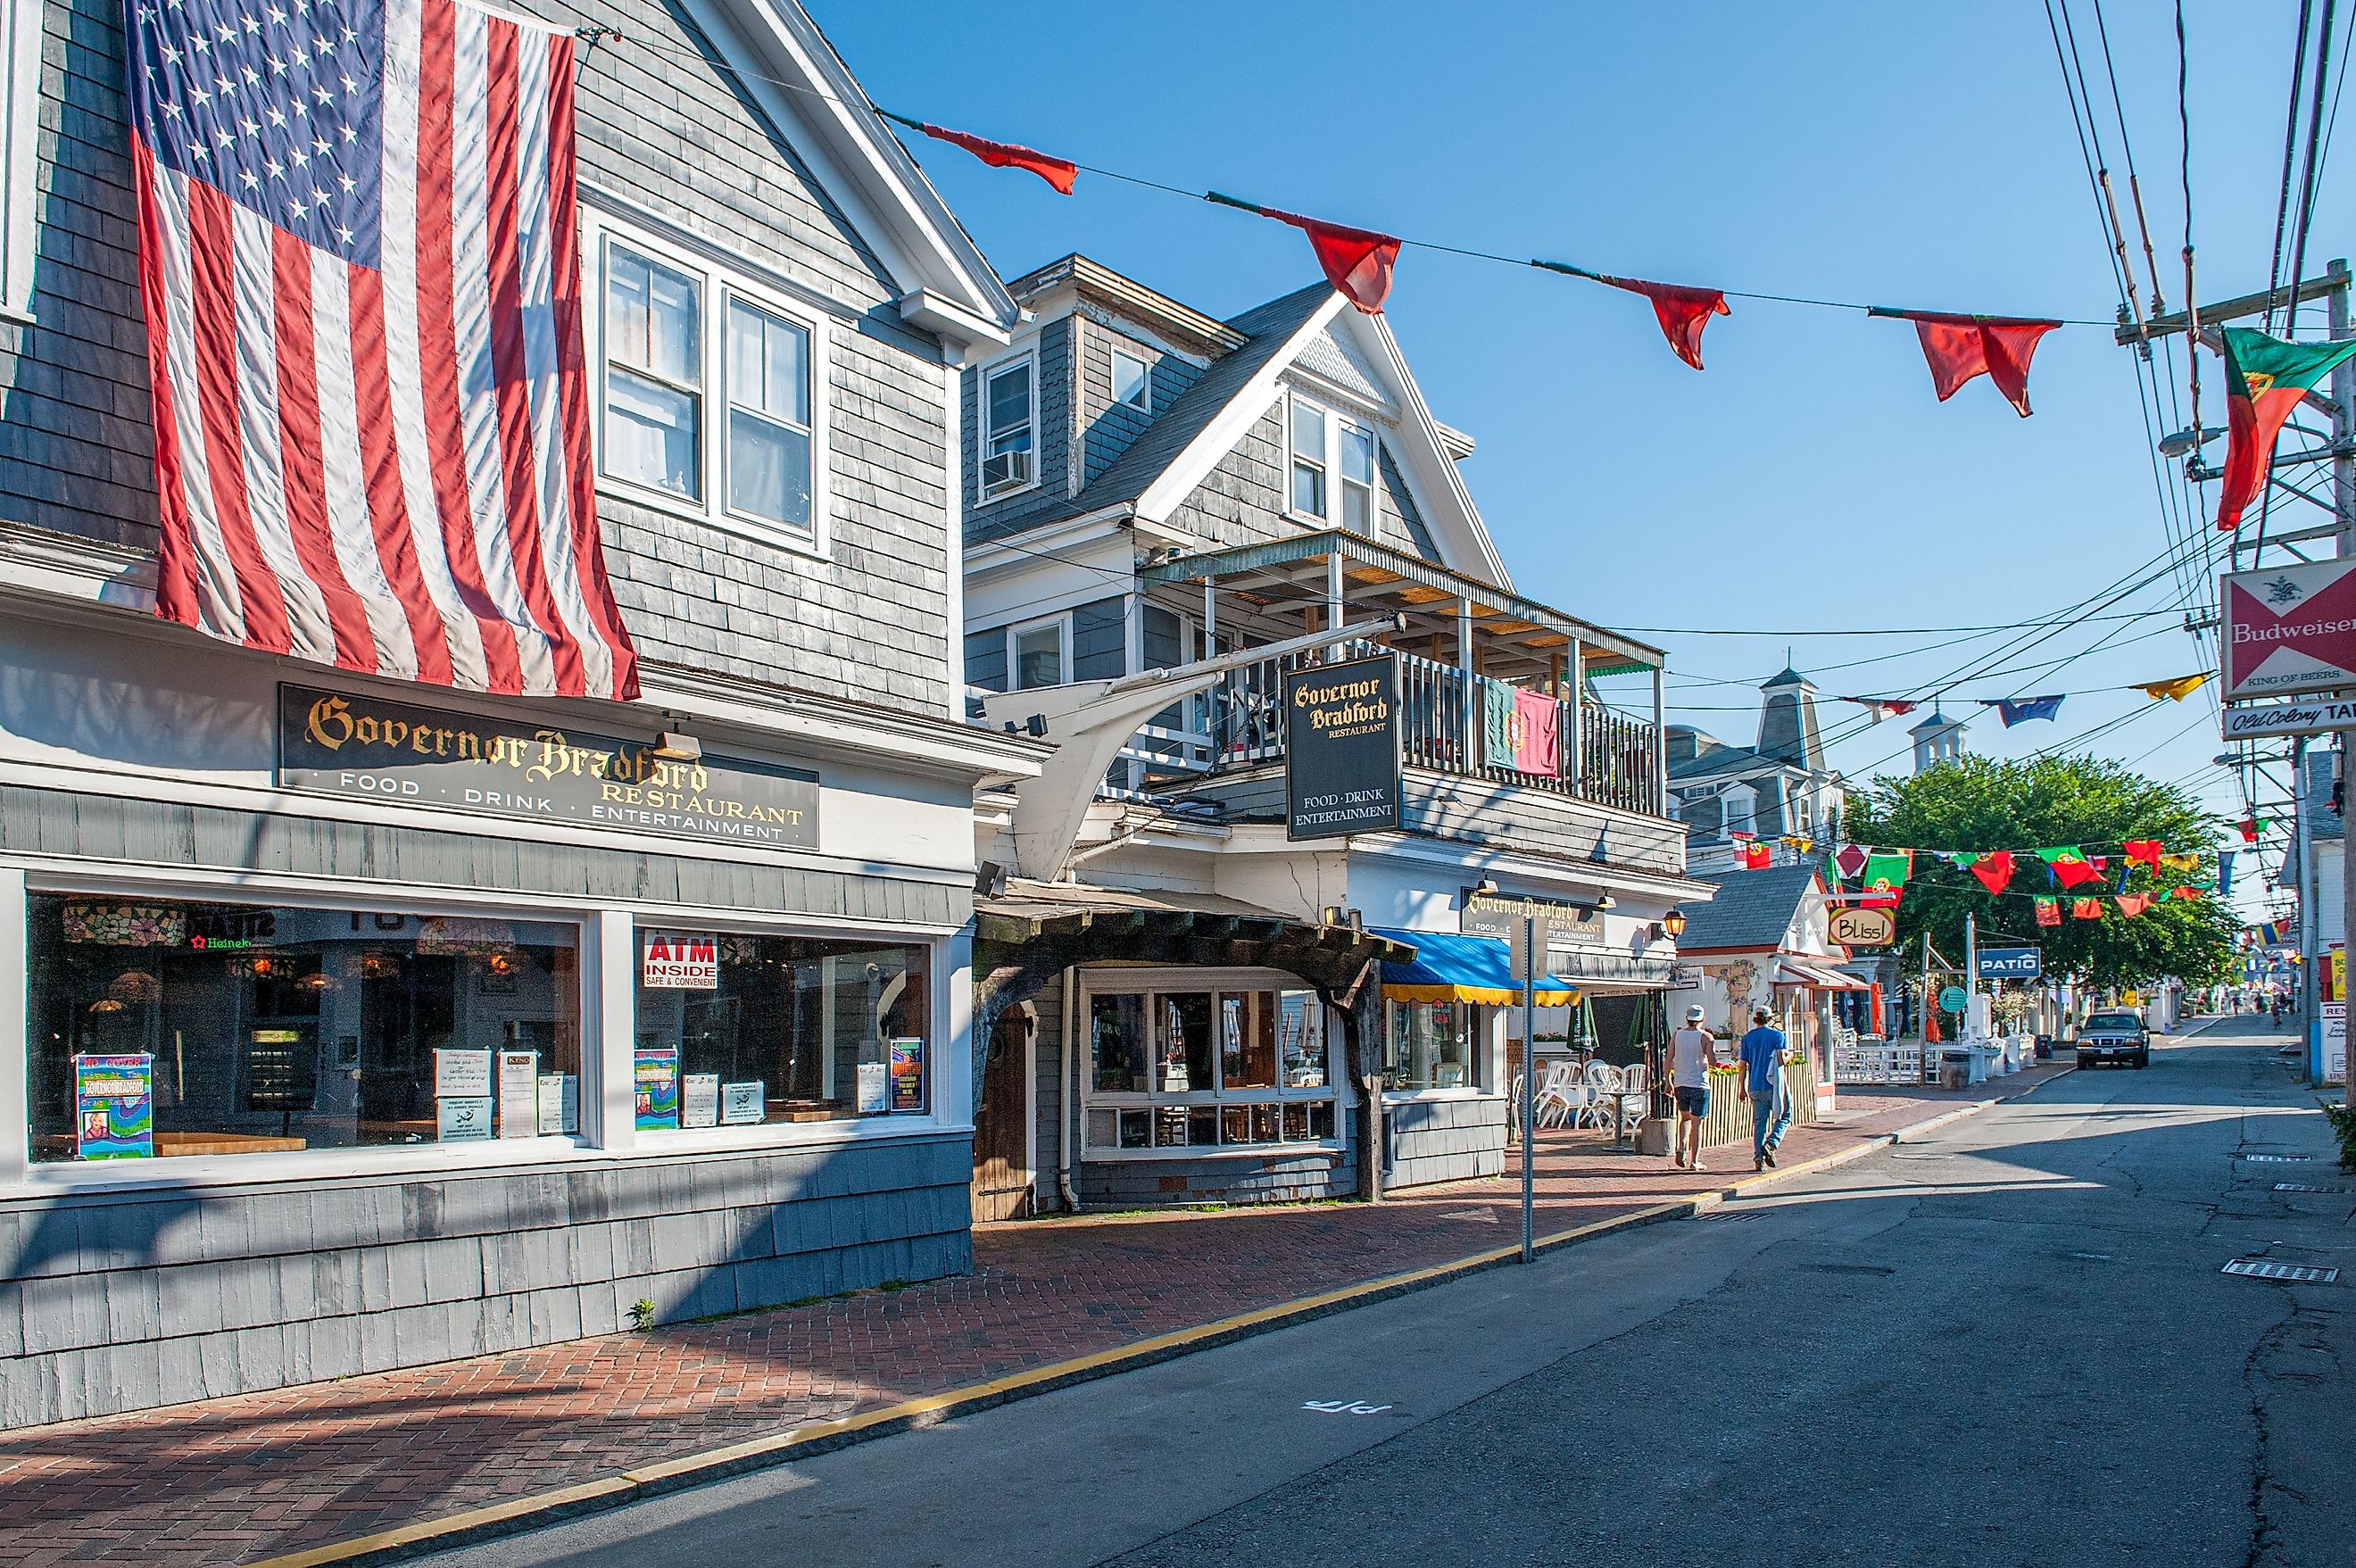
left=1288, top=395, right=1375, bottom=533
left=982, top=355, right=1035, bottom=495
left=593, top=221, right=824, bottom=549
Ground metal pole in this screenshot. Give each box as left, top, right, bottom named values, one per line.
left=1521, top=908, right=1537, bottom=1265
left=1965, top=910, right=1978, bottom=1031
left=2334, top=261, right=2355, bottom=1103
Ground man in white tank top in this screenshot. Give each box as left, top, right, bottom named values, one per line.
left=1669, top=1003, right=1714, bottom=1171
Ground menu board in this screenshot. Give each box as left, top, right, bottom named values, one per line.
left=681, top=1073, right=719, bottom=1129
left=74, top=1054, right=153, bottom=1159
left=435, top=1049, right=494, bottom=1098
left=856, top=1060, right=889, bottom=1115
left=635, top=1047, right=681, bottom=1129
left=537, top=1074, right=579, bottom=1135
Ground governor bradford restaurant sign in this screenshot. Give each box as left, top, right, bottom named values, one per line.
left=2223, top=558, right=2356, bottom=701
left=278, top=684, right=819, bottom=850
left=1285, top=654, right=1401, bottom=841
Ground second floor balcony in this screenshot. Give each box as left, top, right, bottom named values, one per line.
left=1126, top=530, right=1673, bottom=856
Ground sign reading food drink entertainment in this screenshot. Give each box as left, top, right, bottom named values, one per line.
left=2222, top=558, right=2356, bottom=701
left=278, top=684, right=817, bottom=850
left=1828, top=906, right=1896, bottom=948
left=1284, top=654, right=1401, bottom=841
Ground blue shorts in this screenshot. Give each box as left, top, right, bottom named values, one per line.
left=1673, top=1085, right=1709, bottom=1117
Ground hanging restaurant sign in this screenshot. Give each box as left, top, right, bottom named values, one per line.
left=1284, top=654, right=1401, bottom=841
left=278, top=684, right=819, bottom=850
left=2221, top=559, right=2356, bottom=701
left=1828, top=905, right=1896, bottom=948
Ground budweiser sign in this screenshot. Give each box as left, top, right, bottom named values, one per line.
left=2222, top=559, right=2356, bottom=701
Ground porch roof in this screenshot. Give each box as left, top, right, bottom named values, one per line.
left=1140, top=529, right=1663, bottom=676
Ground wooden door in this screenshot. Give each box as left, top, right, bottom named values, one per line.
left=969, top=1008, right=1033, bottom=1222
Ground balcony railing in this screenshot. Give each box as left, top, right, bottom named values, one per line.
left=1144, top=642, right=1664, bottom=818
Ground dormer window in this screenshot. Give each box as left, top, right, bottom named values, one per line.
left=1289, top=395, right=1375, bottom=534
left=1111, top=345, right=1151, bottom=411
left=983, top=357, right=1036, bottom=495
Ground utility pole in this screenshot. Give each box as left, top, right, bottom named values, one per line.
left=2120, top=261, right=2353, bottom=1096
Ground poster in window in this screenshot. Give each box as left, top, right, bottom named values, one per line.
left=496, top=1050, right=539, bottom=1140
left=437, top=1097, right=494, bottom=1141
left=435, top=1048, right=494, bottom=1099
left=889, top=1038, right=925, bottom=1112
left=537, top=1074, right=579, bottom=1135
left=1283, top=654, right=1400, bottom=841
left=720, top=1081, right=766, bottom=1124
left=642, top=932, right=719, bottom=990
left=635, top=1047, right=681, bottom=1129
left=73, top=1054, right=153, bottom=1159
left=682, top=1074, right=720, bottom=1129
left=856, top=1059, right=890, bottom=1115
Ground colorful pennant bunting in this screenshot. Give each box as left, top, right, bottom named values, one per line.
left=886, top=113, right=1079, bottom=194
left=2216, top=328, right=2356, bottom=530
left=1962, top=850, right=2015, bottom=895
left=2034, top=896, right=2061, bottom=927
left=1839, top=697, right=1920, bottom=721
left=1875, top=310, right=2060, bottom=417
left=2114, top=893, right=2151, bottom=919
left=1861, top=850, right=1913, bottom=893
left=1983, top=695, right=2065, bottom=726
left=2123, top=840, right=2162, bottom=874
left=1834, top=843, right=1871, bottom=881
left=2071, top=898, right=2103, bottom=920
left=2038, top=847, right=2102, bottom=890
left=2136, top=674, right=2207, bottom=702
left=2219, top=851, right=2236, bottom=896
left=1600, top=276, right=1730, bottom=370
left=1208, top=194, right=1399, bottom=312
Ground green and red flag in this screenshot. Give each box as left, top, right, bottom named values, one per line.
left=2070, top=897, right=2103, bottom=920
left=2034, top=896, right=2062, bottom=927
left=2038, top=846, right=2101, bottom=890
left=2215, top=328, right=2356, bottom=531
left=1861, top=849, right=1913, bottom=893
left=1956, top=850, right=2015, bottom=894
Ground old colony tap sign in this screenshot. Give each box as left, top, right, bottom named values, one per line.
left=1284, top=654, right=1401, bottom=841
left=278, top=684, right=819, bottom=850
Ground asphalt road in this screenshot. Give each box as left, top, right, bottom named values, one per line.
left=427, top=1019, right=2354, bottom=1568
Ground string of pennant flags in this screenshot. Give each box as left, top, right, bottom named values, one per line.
left=1724, top=838, right=2235, bottom=923
left=872, top=104, right=2353, bottom=527
left=1830, top=673, right=2211, bottom=727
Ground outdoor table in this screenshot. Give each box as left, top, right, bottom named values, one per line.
left=1603, top=1084, right=1647, bottom=1151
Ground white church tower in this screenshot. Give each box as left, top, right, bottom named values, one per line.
left=1910, top=707, right=1967, bottom=775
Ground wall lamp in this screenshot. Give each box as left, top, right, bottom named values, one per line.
left=651, top=730, right=701, bottom=762
left=1648, top=906, right=1688, bottom=942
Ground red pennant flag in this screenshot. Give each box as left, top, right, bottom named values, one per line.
left=2170, top=884, right=2203, bottom=901
left=1965, top=850, right=2016, bottom=895
left=897, top=118, right=1078, bottom=195
left=2039, top=847, right=2102, bottom=890
left=2070, top=897, right=2103, bottom=920
left=1879, top=311, right=2060, bottom=417
left=2034, top=896, right=2062, bottom=927
left=2114, top=893, right=2151, bottom=919
left=2123, top=839, right=2162, bottom=873
left=1600, top=277, right=1730, bottom=370
left=1257, top=206, right=1399, bottom=313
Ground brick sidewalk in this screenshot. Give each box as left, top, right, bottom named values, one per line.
left=0, top=1066, right=2064, bottom=1567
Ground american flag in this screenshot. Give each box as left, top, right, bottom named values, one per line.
left=126, top=0, right=639, bottom=699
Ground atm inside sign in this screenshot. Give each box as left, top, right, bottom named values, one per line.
left=643, top=933, right=718, bottom=990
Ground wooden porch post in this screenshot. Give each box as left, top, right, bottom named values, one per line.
left=1565, top=637, right=1582, bottom=792
left=1651, top=660, right=1667, bottom=816
left=1457, top=599, right=1476, bottom=763
left=1325, top=548, right=1344, bottom=657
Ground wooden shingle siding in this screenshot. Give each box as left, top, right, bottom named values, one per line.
left=1162, top=404, right=1290, bottom=550
left=1069, top=594, right=1125, bottom=679
left=0, top=0, right=964, bottom=720
left=1375, top=443, right=1438, bottom=557
left=1384, top=1095, right=1506, bottom=1189
left=962, top=315, right=1073, bottom=535
left=1076, top=317, right=1205, bottom=485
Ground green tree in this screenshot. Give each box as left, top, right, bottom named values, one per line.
left=1846, top=754, right=2239, bottom=992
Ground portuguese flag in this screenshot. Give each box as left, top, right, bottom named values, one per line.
left=2216, top=328, right=2356, bottom=531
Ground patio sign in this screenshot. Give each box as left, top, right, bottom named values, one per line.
left=1975, top=946, right=2041, bottom=980
left=1284, top=654, right=1400, bottom=841
left=2221, top=558, right=2356, bottom=701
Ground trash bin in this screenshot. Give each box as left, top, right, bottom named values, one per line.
left=2034, top=1033, right=2053, bottom=1060
left=1939, top=1049, right=1970, bottom=1091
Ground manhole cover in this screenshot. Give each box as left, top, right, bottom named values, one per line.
left=2222, top=1258, right=2339, bottom=1283
left=2275, top=1182, right=2353, bottom=1194
left=2239, top=1152, right=2312, bottom=1163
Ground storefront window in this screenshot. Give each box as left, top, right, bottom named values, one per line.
left=1386, top=1000, right=1477, bottom=1090
left=26, top=895, right=580, bottom=1162
left=634, top=931, right=930, bottom=1127
left=1082, top=979, right=1337, bottom=1153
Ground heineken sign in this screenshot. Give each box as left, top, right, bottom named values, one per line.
left=278, top=684, right=819, bottom=850
left=1284, top=654, right=1401, bottom=840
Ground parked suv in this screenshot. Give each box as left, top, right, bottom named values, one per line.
left=2077, top=1010, right=2150, bottom=1069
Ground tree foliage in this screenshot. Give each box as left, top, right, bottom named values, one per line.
left=1846, top=754, right=2239, bottom=991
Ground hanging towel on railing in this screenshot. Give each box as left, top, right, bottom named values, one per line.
left=1513, top=687, right=1559, bottom=776
left=1481, top=677, right=1516, bottom=767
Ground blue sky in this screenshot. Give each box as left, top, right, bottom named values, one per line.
left=815, top=1, right=2346, bottom=910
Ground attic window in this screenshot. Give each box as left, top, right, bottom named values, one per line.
left=1111, top=346, right=1150, bottom=411
left=1290, top=398, right=1326, bottom=518
left=983, top=357, right=1036, bottom=495
left=1339, top=422, right=1373, bottom=533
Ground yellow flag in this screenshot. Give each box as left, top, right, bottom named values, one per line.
left=2136, top=673, right=2207, bottom=702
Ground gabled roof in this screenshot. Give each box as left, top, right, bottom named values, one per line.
left=1078, top=285, right=1331, bottom=514
left=1675, top=863, right=1821, bottom=951
left=678, top=0, right=1016, bottom=348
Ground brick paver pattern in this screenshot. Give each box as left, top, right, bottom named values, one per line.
left=0, top=1072, right=2059, bottom=1566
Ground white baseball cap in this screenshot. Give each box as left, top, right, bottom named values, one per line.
left=1685, top=1004, right=1706, bottom=1022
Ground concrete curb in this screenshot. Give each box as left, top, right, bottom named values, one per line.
left=247, top=1070, right=2071, bottom=1568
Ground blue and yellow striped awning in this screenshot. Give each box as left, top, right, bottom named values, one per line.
left=1371, top=928, right=1581, bottom=1007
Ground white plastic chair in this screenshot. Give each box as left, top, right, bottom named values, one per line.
left=1577, top=1059, right=1618, bottom=1129
left=1613, top=1063, right=1649, bottom=1136
left=1533, top=1060, right=1584, bottom=1130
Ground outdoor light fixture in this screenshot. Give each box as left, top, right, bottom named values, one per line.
left=1662, top=907, right=1688, bottom=939
left=1593, top=892, right=1616, bottom=911
left=2157, top=426, right=2226, bottom=459
left=1474, top=877, right=1499, bottom=896
left=651, top=731, right=701, bottom=762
